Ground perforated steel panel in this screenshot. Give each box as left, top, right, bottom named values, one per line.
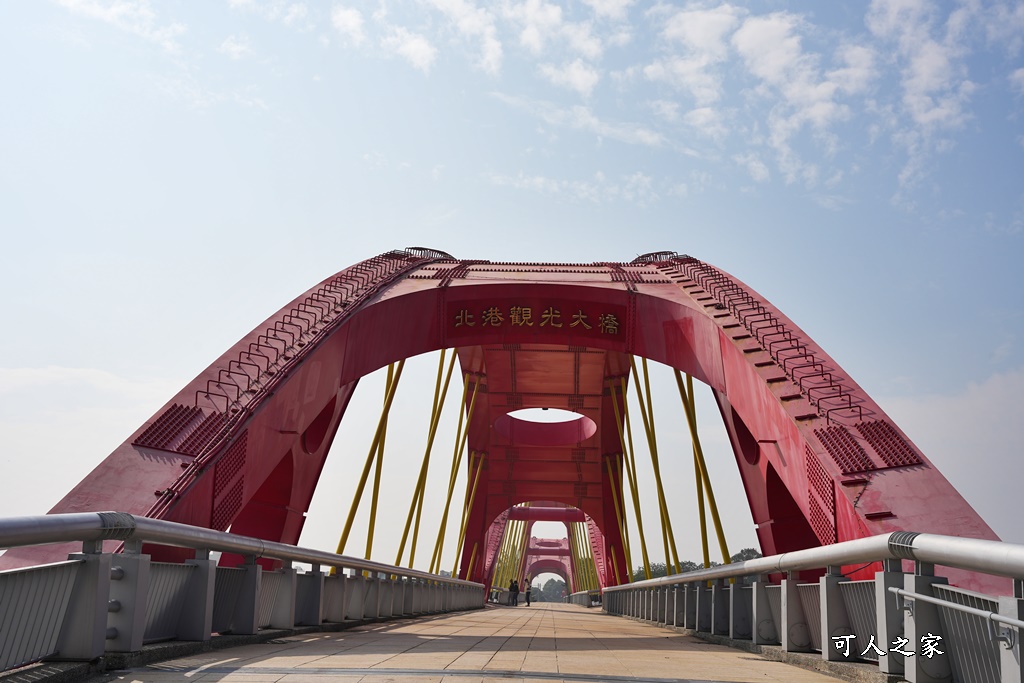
left=815, top=426, right=874, bottom=474
left=257, top=571, right=286, bottom=628
left=765, top=585, right=782, bottom=643
left=856, top=421, right=924, bottom=468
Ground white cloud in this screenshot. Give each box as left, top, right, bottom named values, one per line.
left=539, top=59, right=601, bottom=97
left=283, top=2, right=309, bottom=28
left=880, top=366, right=1024, bottom=545
left=487, top=170, right=658, bottom=205
left=828, top=44, right=877, bottom=95
left=732, top=12, right=855, bottom=184
left=562, top=22, right=603, bottom=60
left=649, top=100, right=679, bottom=122
left=426, top=0, right=503, bottom=74
left=581, top=0, right=635, bottom=21
left=1010, top=68, right=1024, bottom=95
left=493, top=93, right=663, bottom=147
left=331, top=5, right=366, bottom=45
left=57, top=0, right=186, bottom=53
left=644, top=56, right=723, bottom=106
left=504, top=0, right=562, bottom=55
left=867, top=0, right=974, bottom=130
left=218, top=34, right=252, bottom=60
left=382, top=26, right=438, bottom=73
left=683, top=106, right=727, bottom=139
left=733, top=152, right=769, bottom=182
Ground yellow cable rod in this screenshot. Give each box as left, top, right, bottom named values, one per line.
left=466, top=542, right=479, bottom=579
left=393, top=350, right=455, bottom=567
left=430, top=375, right=479, bottom=573
left=610, top=381, right=651, bottom=580
left=677, top=371, right=732, bottom=565
left=629, top=357, right=681, bottom=573
left=407, top=351, right=458, bottom=567
left=610, top=544, right=622, bottom=585
left=365, top=363, right=395, bottom=559
left=335, top=359, right=406, bottom=556
left=452, top=451, right=486, bottom=576
left=603, top=456, right=632, bottom=582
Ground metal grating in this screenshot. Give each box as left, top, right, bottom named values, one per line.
left=838, top=580, right=878, bottom=662
left=257, top=571, right=287, bottom=628
left=933, top=584, right=1000, bottom=683
left=212, top=567, right=245, bottom=634
left=571, top=448, right=587, bottom=462
left=213, top=432, right=248, bottom=498
left=856, top=420, right=924, bottom=468
left=177, top=412, right=228, bottom=456
left=809, top=497, right=836, bottom=545
left=573, top=483, right=588, bottom=497
left=133, top=404, right=204, bottom=451
left=144, top=563, right=194, bottom=643
left=797, top=583, right=823, bottom=651
left=0, top=561, right=79, bottom=671
left=211, top=478, right=245, bottom=531
left=814, top=426, right=875, bottom=474
left=805, top=446, right=835, bottom=514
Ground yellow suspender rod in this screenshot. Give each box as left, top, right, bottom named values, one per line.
left=629, top=357, right=681, bottom=573
left=365, top=363, right=395, bottom=559
left=395, top=350, right=456, bottom=567
left=336, top=359, right=406, bottom=556
left=603, top=456, right=632, bottom=582
left=452, top=451, right=485, bottom=576
left=610, top=544, right=622, bottom=585
left=466, top=542, right=479, bottom=579
left=610, top=381, right=651, bottom=580
left=430, top=375, right=480, bottom=573
left=675, top=370, right=732, bottom=565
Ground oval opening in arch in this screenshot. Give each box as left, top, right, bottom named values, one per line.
left=493, top=408, right=597, bottom=446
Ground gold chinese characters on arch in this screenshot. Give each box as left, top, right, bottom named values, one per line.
left=447, top=300, right=626, bottom=339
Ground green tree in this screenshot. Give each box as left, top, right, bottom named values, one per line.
left=630, top=549, right=761, bottom=582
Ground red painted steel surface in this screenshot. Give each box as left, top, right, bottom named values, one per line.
left=0, top=250, right=1003, bottom=594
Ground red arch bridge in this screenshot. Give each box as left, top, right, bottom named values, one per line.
left=1, top=248, right=1022, bottom=683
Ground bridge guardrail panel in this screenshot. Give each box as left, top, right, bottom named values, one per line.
left=143, top=562, right=194, bottom=643
left=0, top=561, right=79, bottom=671
left=933, top=584, right=1001, bottom=683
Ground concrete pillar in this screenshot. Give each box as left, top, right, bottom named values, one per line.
left=55, top=549, right=112, bottom=660
left=998, top=580, right=1024, bottom=683
left=902, top=564, right=952, bottom=683
left=268, top=564, right=297, bottom=630
left=178, top=553, right=216, bottom=640
left=105, top=549, right=151, bottom=652
left=821, top=566, right=853, bottom=662
left=875, top=560, right=906, bottom=676
left=782, top=575, right=812, bottom=652
left=752, top=578, right=778, bottom=645
left=295, top=564, right=324, bottom=627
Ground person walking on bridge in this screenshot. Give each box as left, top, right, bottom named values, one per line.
left=525, top=580, right=532, bottom=606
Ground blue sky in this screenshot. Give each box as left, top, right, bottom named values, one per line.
left=1, top=0, right=1023, bottom=572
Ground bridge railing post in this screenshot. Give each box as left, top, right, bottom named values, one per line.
left=998, top=580, right=1024, bottom=683
left=782, top=572, right=812, bottom=653
left=295, top=563, right=324, bottom=627
left=106, top=543, right=150, bottom=652
left=178, top=550, right=216, bottom=640
left=268, top=561, right=297, bottom=630
left=224, top=556, right=262, bottom=635
left=55, top=545, right=111, bottom=661
left=875, top=559, right=905, bottom=676
left=901, top=563, right=951, bottom=683
left=821, top=566, right=852, bottom=662
left=751, top=576, right=777, bottom=645
left=344, top=573, right=365, bottom=620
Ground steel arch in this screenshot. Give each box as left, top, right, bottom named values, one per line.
left=0, top=249, right=1000, bottom=593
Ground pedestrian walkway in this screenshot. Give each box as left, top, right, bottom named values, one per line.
left=100, top=603, right=843, bottom=683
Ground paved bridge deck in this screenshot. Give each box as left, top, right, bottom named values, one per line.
left=100, top=604, right=844, bottom=683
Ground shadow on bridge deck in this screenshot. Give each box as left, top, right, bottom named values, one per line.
left=80, top=603, right=845, bottom=683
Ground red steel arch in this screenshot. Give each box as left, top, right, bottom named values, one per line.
left=0, top=249, right=1001, bottom=592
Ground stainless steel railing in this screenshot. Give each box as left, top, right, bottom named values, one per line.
left=0, top=512, right=485, bottom=674
left=601, top=531, right=1024, bottom=683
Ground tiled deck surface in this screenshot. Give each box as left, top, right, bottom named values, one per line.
left=99, top=603, right=843, bottom=683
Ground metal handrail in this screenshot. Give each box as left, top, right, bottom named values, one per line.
left=0, top=512, right=483, bottom=589
left=602, top=532, right=1024, bottom=593
left=889, top=586, right=1024, bottom=633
